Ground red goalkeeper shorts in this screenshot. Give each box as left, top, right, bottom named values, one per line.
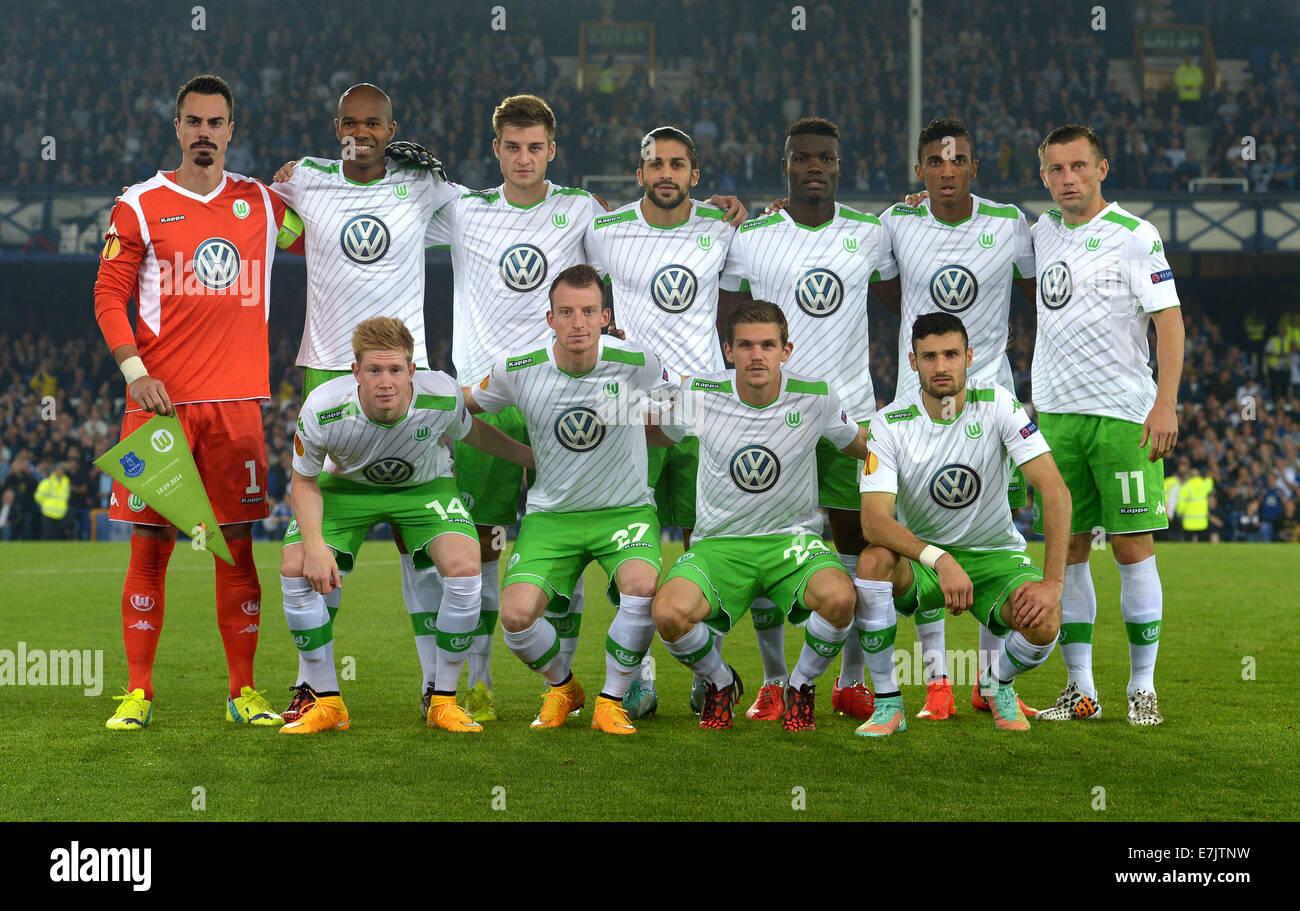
left=109, top=400, right=269, bottom=527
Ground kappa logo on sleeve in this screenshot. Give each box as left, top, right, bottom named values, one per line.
left=1150, top=269, right=1174, bottom=284
left=1019, top=422, right=1039, bottom=438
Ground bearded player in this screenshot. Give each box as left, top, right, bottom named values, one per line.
left=95, top=75, right=300, bottom=730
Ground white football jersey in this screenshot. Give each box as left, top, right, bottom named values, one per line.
left=673, top=371, right=858, bottom=541
left=861, top=385, right=1049, bottom=551
left=295, top=371, right=471, bottom=486
left=1030, top=202, right=1180, bottom=423
left=472, top=338, right=675, bottom=514
left=271, top=158, right=459, bottom=370
left=719, top=205, right=885, bottom=420
left=584, top=200, right=735, bottom=377
left=876, top=195, right=1036, bottom=400
left=424, top=181, right=606, bottom=384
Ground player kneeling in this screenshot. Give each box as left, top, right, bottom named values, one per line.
left=279, top=317, right=533, bottom=734
left=855, top=313, right=1071, bottom=735
left=652, top=302, right=872, bottom=731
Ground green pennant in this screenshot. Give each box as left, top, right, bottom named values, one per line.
left=93, top=414, right=232, bottom=564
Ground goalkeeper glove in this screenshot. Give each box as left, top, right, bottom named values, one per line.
left=385, top=140, right=447, bottom=181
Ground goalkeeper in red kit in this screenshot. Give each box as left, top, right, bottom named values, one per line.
left=94, top=74, right=303, bottom=730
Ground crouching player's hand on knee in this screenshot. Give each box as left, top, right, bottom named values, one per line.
left=303, top=542, right=341, bottom=595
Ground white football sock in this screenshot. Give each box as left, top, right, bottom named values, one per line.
left=789, top=611, right=851, bottom=691
left=751, top=598, right=789, bottom=684
left=1060, top=562, right=1098, bottom=698
left=469, top=559, right=499, bottom=689
left=502, top=617, right=565, bottom=684
left=854, top=577, right=899, bottom=696
left=547, top=572, right=585, bottom=679
left=1118, top=555, right=1162, bottom=696
left=603, top=593, right=654, bottom=698
left=281, top=575, right=337, bottom=693
left=993, top=630, right=1056, bottom=683
left=400, top=553, right=441, bottom=690
left=663, top=622, right=730, bottom=686
left=836, top=554, right=867, bottom=684
left=434, top=575, right=481, bottom=692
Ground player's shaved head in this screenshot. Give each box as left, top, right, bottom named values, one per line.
left=338, top=84, right=393, bottom=122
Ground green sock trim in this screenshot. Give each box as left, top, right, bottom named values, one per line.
left=526, top=625, right=561, bottom=671
left=1125, top=619, right=1161, bottom=646
left=1059, top=622, right=1094, bottom=645
left=289, top=623, right=332, bottom=652
left=751, top=606, right=784, bottom=631
left=678, top=629, right=716, bottom=666
left=327, top=606, right=338, bottom=623
left=859, top=625, right=897, bottom=654
left=551, top=612, right=582, bottom=639
left=915, top=606, right=945, bottom=624
left=805, top=629, right=846, bottom=659
left=605, top=634, right=646, bottom=668
left=409, top=611, right=438, bottom=637
left=474, top=609, right=499, bottom=637
left=436, top=628, right=474, bottom=653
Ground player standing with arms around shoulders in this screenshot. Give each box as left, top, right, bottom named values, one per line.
left=1029, top=125, right=1183, bottom=726
left=423, top=95, right=612, bottom=723
left=718, top=116, right=887, bottom=723
left=872, top=117, right=1041, bottom=720
left=94, top=74, right=300, bottom=730
left=461, top=266, right=677, bottom=734
left=855, top=313, right=1070, bottom=736
left=270, top=83, right=462, bottom=724
left=279, top=318, right=532, bottom=734
left=653, top=301, right=872, bottom=732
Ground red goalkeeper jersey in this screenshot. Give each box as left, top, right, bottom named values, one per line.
left=94, top=170, right=289, bottom=411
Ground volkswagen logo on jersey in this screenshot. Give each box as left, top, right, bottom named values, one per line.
left=929, top=463, right=982, bottom=509
left=499, top=243, right=548, bottom=292
left=929, top=265, right=978, bottom=313
left=1040, top=261, right=1073, bottom=310
left=363, top=457, right=414, bottom=485
left=554, top=406, right=606, bottom=452
left=729, top=445, right=781, bottom=493
left=192, top=237, right=242, bottom=290
left=340, top=215, right=391, bottom=265
left=794, top=268, right=844, bottom=317
left=651, top=265, right=698, bottom=313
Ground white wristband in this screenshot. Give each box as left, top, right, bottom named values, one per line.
left=919, top=545, right=947, bottom=570
left=120, top=356, right=148, bottom=386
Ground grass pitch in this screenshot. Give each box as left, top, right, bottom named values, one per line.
left=0, top=541, right=1293, bottom=821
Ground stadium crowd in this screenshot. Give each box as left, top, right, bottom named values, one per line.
left=4, top=0, right=1300, bottom=195
left=3, top=304, right=1298, bottom=544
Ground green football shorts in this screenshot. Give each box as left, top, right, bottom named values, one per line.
left=454, top=406, right=531, bottom=529
left=895, top=546, right=1044, bottom=638
left=283, top=475, right=477, bottom=571
left=502, top=505, right=662, bottom=609
left=817, top=420, right=869, bottom=511
left=1033, top=412, right=1167, bottom=536
left=663, top=533, right=847, bottom=634
left=647, top=434, right=699, bottom=529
